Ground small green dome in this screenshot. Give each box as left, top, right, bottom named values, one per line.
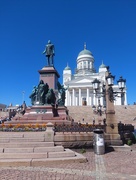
left=64, top=65, right=71, bottom=70
left=99, top=63, right=106, bottom=68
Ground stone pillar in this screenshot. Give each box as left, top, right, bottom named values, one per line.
left=67, top=90, right=70, bottom=106
left=93, top=90, right=96, bottom=105
left=87, top=88, right=89, bottom=106
left=124, top=91, right=127, bottom=105
left=45, top=122, right=54, bottom=142
left=76, top=97, right=78, bottom=106
left=65, top=90, right=68, bottom=106
left=72, top=89, right=75, bottom=106
left=100, top=88, right=103, bottom=106
left=105, top=71, right=121, bottom=145
left=69, top=91, right=72, bottom=106
left=79, top=88, right=81, bottom=106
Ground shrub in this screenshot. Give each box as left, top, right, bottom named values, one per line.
left=8, top=124, right=13, bottom=128
left=28, top=124, right=32, bottom=128
left=127, top=139, right=132, bottom=146
left=15, top=124, right=21, bottom=129
left=2, top=123, right=5, bottom=128
left=80, top=148, right=86, bottom=154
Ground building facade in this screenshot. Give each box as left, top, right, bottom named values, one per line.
left=63, top=44, right=127, bottom=106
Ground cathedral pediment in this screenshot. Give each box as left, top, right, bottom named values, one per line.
left=75, top=78, right=91, bottom=83
left=65, top=76, right=95, bottom=85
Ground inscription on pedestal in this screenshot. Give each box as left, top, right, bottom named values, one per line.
left=35, top=109, right=47, bottom=114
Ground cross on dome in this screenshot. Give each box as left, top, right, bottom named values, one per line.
left=84, top=42, right=86, bottom=49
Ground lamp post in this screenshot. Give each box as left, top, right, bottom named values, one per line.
left=117, top=76, right=126, bottom=97
left=92, top=67, right=126, bottom=145
left=92, top=78, right=106, bottom=116
left=92, top=99, right=106, bottom=116
left=105, top=71, right=126, bottom=138
left=22, top=91, right=25, bottom=103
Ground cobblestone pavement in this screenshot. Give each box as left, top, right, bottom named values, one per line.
left=0, top=147, right=136, bottom=180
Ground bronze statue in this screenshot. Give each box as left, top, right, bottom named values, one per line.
left=45, top=88, right=56, bottom=105
left=37, top=80, right=49, bottom=105
left=57, top=82, right=68, bottom=106
left=29, top=86, right=38, bottom=105
left=43, top=40, right=55, bottom=66
left=29, top=80, right=57, bottom=106
left=29, top=80, right=49, bottom=105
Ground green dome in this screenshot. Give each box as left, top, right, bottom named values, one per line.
left=99, top=63, right=106, bottom=68
left=64, top=65, right=71, bottom=70
left=78, top=49, right=92, bottom=56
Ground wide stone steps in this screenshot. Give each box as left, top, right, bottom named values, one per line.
left=67, top=105, right=136, bottom=127
left=0, top=138, right=46, bottom=143
left=0, top=131, right=87, bottom=166
left=0, top=153, right=86, bottom=167
left=0, top=148, right=75, bottom=159
left=0, top=142, right=54, bottom=148
left=0, top=146, right=64, bottom=153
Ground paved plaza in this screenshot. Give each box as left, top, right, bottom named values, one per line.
left=0, top=145, right=136, bottom=180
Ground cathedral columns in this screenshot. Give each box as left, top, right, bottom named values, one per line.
left=69, top=91, right=72, bottom=106
left=67, top=90, right=70, bottom=106
left=93, top=90, right=96, bottom=105
left=65, top=90, right=68, bottom=106
left=87, top=88, right=89, bottom=105
left=66, top=87, right=106, bottom=106
left=124, top=92, right=127, bottom=105
left=79, top=88, right=81, bottom=106
left=72, top=89, right=75, bottom=106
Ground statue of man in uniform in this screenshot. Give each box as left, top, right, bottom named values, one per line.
left=43, top=40, right=55, bottom=66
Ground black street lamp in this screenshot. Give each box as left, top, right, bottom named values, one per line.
left=106, top=72, right=115, bottom=86
left=92, top=67, right=127, bottom=143
left=92, top=78, right=101, bottom=91
left=92, top=72, right=126, bottom=102
left=92, top=99, right=106, bottom=116
left=117, top=76, right=126, bottom=91
left=106, top=73, right=126, bottom=102
left=92, top=78, right=106, bottom=98
left=92, top=67, right=126, bottom=115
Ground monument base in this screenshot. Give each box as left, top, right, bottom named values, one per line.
left=38, top=66, right=60, bottom=90
left=5, top=105, right=71, bottom=126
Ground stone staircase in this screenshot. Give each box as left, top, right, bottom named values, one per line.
left=1, top=105, right=136, bottom=127
left=114, top=105, right=136, bottom=125
left=67, top=106, right=102, bottom=123
left=67, top=105, right=136, bottom=128
left=0, top=105, right=136, bottom=167
left=0, top=131, right=87, bottom=167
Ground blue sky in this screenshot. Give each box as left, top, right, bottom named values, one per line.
left=0, top=0, right=136, bottom=106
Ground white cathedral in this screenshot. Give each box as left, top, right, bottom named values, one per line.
left=63, top=44, right=127, bottom=107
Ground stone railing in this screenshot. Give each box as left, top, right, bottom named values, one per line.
left=54, top=123, right=106, bottom=133
left=45, top=122, right=110, bottom=148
